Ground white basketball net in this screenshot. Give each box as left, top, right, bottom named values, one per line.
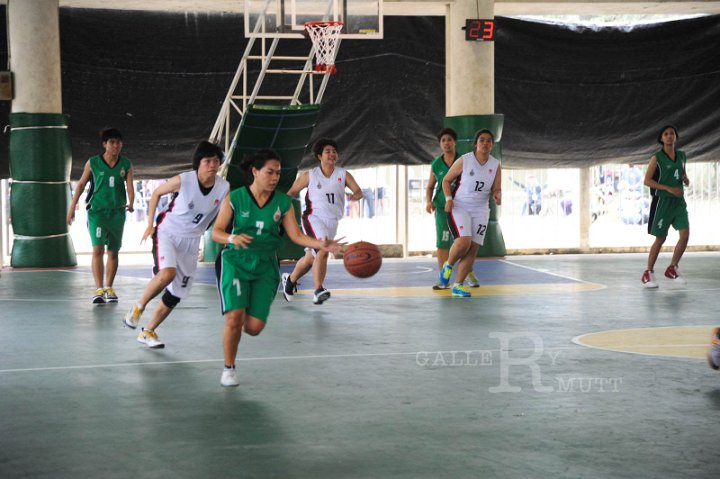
left=305, top=21, right=344, bottom=73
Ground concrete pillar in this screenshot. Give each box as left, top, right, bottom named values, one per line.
left=8, top=0, right=63, bottom=113
left=396, top=165, right=409, bottom=257
left=446, top=0, right=495, bottom=115
left=8, top=0, right=76, bottom=267
left=579, top=167, right=591, bottom=250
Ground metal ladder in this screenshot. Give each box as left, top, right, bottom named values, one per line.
left=209, top=0, right=338, bottom=158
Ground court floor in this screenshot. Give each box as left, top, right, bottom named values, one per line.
left=1, top=252, right=719, bottom=478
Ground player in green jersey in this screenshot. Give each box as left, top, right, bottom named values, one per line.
left=424, top=128, right=480, bottom=290
left=212, top=149, right=342, bottom=387
left=641, top=125, right=690, bottom=288
left=67, top=127, right=134, bottom=304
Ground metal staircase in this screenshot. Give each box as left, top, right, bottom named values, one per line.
left=208, top=2, right=338, bottom=162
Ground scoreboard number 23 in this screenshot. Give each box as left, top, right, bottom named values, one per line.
left=464, top=19, right=495, bottom=41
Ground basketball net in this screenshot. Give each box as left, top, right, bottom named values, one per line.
left=304, top=21, right=343, bottom=74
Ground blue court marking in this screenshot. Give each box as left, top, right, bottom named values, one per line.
left=107, top=258, right=584, bottom=290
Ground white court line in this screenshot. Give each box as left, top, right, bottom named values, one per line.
left=499, top=258, right=602, bottom=285
left=0, top=346, right=588, bottom=374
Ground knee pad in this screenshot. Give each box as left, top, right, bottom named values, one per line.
left=161, top=290, right=181, bottom=309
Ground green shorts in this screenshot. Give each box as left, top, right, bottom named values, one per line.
left=434, top=208, right=453, bottom=249
left=648, top=196, right=689, bottom=237
left=87, top=208, right=126, bottom=251
left=217, top=250, right=280, bottom=322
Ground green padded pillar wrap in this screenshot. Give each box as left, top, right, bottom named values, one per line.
left=9, top=113, right=77, bottom=267
left=443, top=114, right=507, bottom=257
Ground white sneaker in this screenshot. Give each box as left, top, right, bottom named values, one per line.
left=641, top=270, right=658, bottom=289
left=221, top=367, right=239, bottom=387
left=281, top=273, right=296, bottom=302
left=123, top=304, right=143, bottom=329
left=136, top=328, right=165, bottom=349
left=466, top=271, right=480, bottom=288
left=313, top=287, right=331, bottom=305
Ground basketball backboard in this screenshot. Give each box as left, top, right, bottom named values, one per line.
left=245, top=0, right=383, bottom=39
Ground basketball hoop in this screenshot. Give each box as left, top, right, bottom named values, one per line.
left=304, top=21, right=344, bottom=74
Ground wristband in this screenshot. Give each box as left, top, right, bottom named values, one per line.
left=446, top=196, right=453, bottom=201
left=227, top=234, right=236, bottom=245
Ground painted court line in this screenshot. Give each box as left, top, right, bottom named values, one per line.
left=500, top=258, right=603, bottom=285
left=0, top=346, right=588, bottom=374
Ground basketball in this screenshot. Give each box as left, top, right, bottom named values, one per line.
left=343, top=241, right=382, bottom=278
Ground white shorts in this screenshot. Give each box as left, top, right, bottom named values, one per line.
left=152, top=230, right=201, bottom=299
left=301, top=214, right=338, bottom=254
left=448, top=206, right=490, bottom=246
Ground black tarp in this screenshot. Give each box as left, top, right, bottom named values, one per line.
left=0, top=9, right=718, bottom=179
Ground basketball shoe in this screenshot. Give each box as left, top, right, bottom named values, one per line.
left=282, top=273, right=296, bottom=302
left=438, top=262, right=453, bottom=288
left=104, top=287, right=118, bottom=303
left=92, top=288, right=106, bottom=304
left=664, top=265, right=687, bottom=285
left=451, top=284, right=471, bottom=297
left=641, top=270, right=658, bottom=289
left=124, top=304, right=144, bottom=329
left=707, top=328, right=720, bottom=371
left=313, top=287, right=331, bottom=305
left=432, top=282, right=449, bottom=290
left=221, top=366, right=239, bottom=387
left=466, top=271, right=480, bottom=288
left=137, top=328, right=164, bottom=349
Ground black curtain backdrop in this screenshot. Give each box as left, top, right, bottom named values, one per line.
left=0, top=9, right=718, bottom=179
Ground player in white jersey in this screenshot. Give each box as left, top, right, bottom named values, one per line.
left=282, top=138, right=363, bottom=304
left=123, top=141, right=230, bottom=347
left=438, top=129, right=502, bottom=297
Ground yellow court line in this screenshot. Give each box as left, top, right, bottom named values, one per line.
left=573, top=325, right=716, bottom=359
left=293, top=282, right=605, bottom=298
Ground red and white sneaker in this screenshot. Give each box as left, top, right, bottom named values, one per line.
left=641, top=270, right=658, bottom=288
left=664, top=265, right=687, bottom=285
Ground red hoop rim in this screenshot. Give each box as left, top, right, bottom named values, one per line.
left=304, top=20, right=344, bottom=28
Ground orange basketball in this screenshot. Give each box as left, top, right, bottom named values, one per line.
left=343, top=241, right=382, bottom=278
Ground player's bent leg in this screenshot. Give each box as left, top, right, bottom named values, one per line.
left=104, top=250, right=120, bottom=302
left=125, top=268, right=177, bottom=328
left=643, top=235, right=666, bottom=288
left=221, top=309, right=246, bottom=387
left=140, top=291, right=178, bottom=332
left=455, top=243, right=480, bottom=285
left=291, top=250, right=314, bottom=283
left=670, top=228, right=689, bottom=267
left=313, top=249, right=329, bottom=292
left=243, top=316, right=267, bottom=336
left=223, top=310, right=245, bottom=364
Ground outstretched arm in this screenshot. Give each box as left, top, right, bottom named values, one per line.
left=141, top=175, right=181, bottom=242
